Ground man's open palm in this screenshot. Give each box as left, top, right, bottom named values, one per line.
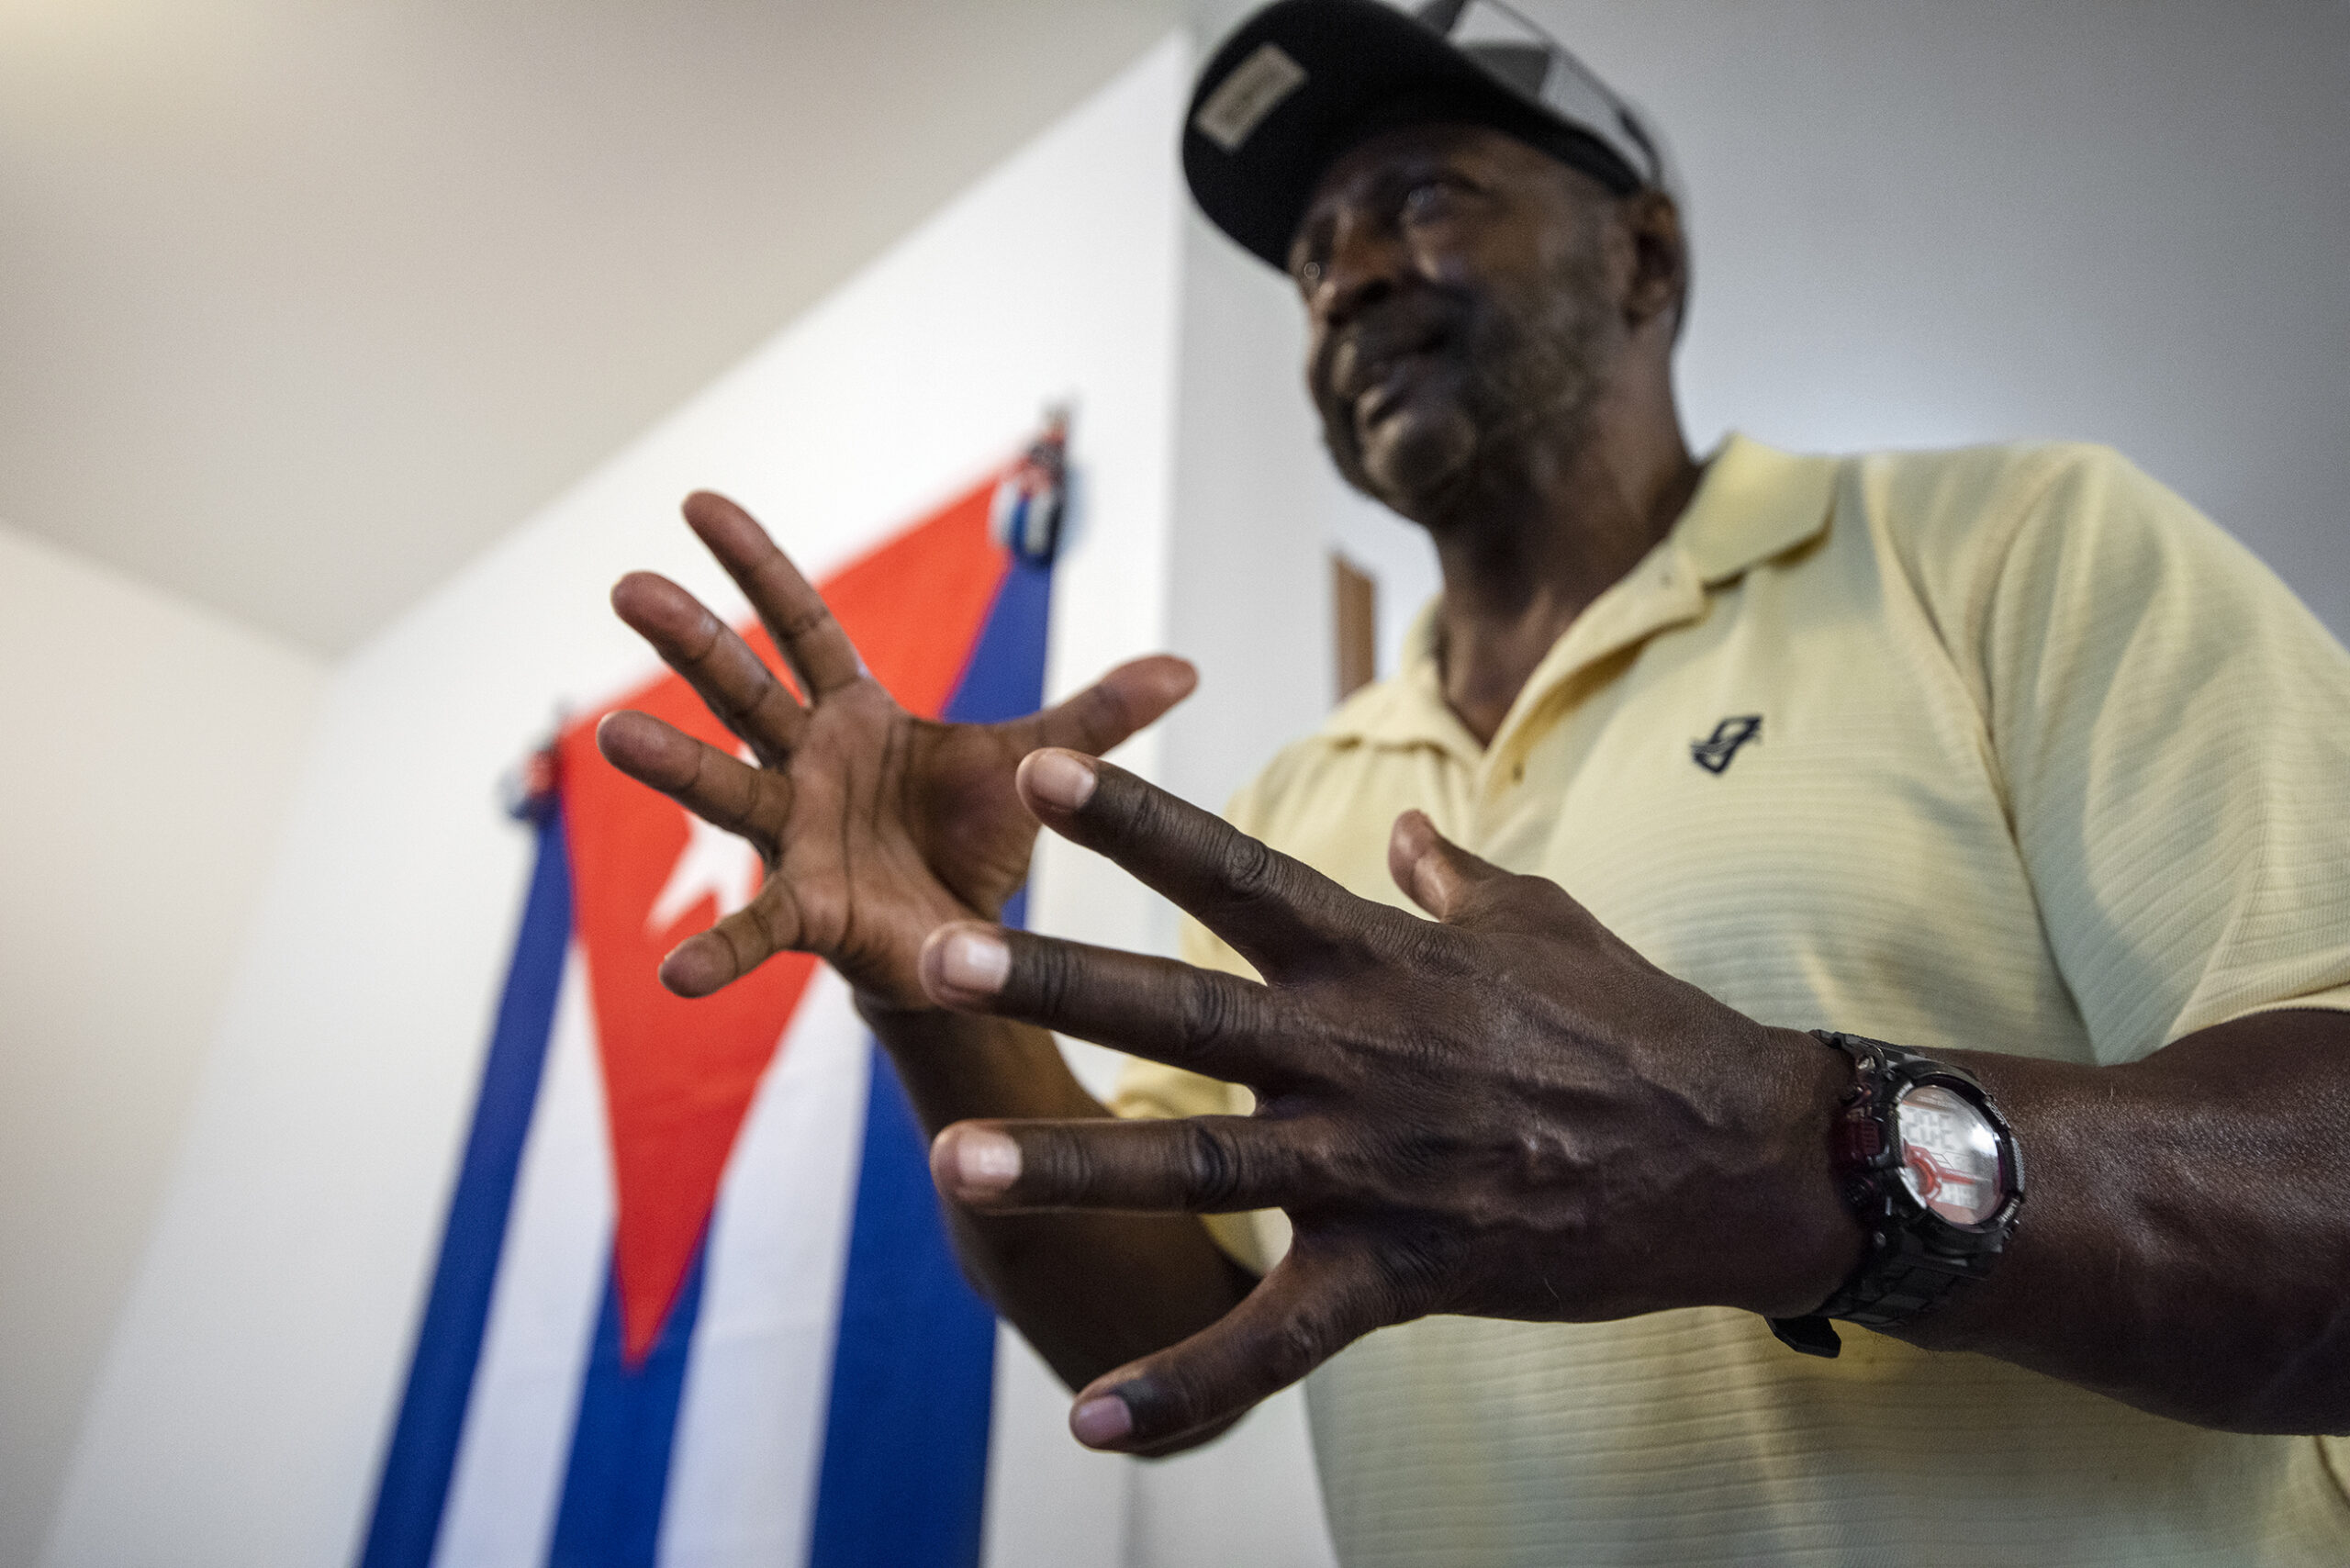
left=596, top=491, right=1195, bottom=1008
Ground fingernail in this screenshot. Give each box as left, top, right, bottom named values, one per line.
left=1070, top=1394, right=1133, bottom=1448
left=658, top=944, right=715, bottom=997
left=952, top=1128, right=1022, bottom=1194
left=1026, top=750, right=1098, bottom=811
left=937, top=929, right=1011, bottom=994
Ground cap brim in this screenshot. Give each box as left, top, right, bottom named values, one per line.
left=1184, top=0, right=1548, bottom=269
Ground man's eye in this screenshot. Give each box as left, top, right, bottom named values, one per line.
left=1400, top=181, right=1456, bottom=223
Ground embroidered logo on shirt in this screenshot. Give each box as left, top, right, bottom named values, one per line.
left=1691, top=715, right=1763, bottom=774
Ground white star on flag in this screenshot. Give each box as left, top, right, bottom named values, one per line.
left=644, top=749, right=765, bottom=936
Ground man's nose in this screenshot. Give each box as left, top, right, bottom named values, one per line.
left=1310, top=215, right=1412, bottom=329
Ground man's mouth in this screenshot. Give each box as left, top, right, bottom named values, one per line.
left=1329, top=307, right=1454, bottom=434
left=1353, top=353, right=1434, bottom=429
left=1353, top=345, right=1438, bottom=432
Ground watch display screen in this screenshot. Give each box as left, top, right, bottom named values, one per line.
left=1893, top=1083, right=2004, bottom=1226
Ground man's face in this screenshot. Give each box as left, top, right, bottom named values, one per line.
left=1291, top=123, right=1624, bottom=518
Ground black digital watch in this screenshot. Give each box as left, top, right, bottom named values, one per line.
left=1768, top=1030, right=2027, bottom=1359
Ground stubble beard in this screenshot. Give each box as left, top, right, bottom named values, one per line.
left=1323, top=245, right=1617, bottom=532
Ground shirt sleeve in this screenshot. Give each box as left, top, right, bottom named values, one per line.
left=1972, top=447, right=2350, bottom=1061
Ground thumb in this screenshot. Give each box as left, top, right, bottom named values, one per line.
left=1388, top=810, right=1506, bottom=922
left=1015, top=655, right=1197, bottom=756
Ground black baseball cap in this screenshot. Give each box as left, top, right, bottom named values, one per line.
left=1183, top=0, right=1676, bottom=270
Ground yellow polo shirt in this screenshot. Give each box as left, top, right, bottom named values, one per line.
left=1116, top=435, right=2350, bottom=1566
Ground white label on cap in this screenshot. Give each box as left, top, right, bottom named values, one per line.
left=1194, top=42, right=1309, bottom=153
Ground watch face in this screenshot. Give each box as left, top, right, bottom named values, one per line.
left=1893, top=1082, right=2006, bottom=1226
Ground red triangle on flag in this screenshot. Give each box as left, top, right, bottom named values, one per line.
left=556, top=476, right=1012, bottom=1365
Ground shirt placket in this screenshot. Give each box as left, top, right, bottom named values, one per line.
left=1466, top=545, right=1710, bottom=851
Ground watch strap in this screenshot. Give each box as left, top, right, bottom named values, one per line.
left=1768, top=1031, right=2020, bottom=1359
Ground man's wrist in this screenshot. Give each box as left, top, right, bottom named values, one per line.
left=1744, top=1025, right=1869, bottom=1316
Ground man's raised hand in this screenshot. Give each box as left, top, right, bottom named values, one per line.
left=596, top=492, right=1195, bottom=1008
left=921, top=750, right=1865, bottom=1454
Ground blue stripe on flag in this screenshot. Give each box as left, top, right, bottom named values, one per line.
left=806, top=555, right=1056, bottom=1568
left=945, top=557, right=1053, bottom=729
left=361, top=807, right=575, bottom=1568
left=544, top=1242, right=711, bottom=1568
left=806, top=1040, right=1003, bottom=1568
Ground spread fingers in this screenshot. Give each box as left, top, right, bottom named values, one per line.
left=596, top=711, right=791, bottom=847
left=610, top=570, right=807, bottom=763
left=680, top=492, right=864, bottom=698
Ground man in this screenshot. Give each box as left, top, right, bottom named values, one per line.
left=595, top=0, right=2350, bottom=1561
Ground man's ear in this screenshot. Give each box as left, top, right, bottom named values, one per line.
left=1622, top=189, right=1690, bottom=342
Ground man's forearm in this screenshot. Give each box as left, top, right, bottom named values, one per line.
left=856, top=1000, right=1254, bottom=1398
left=1896, top=1008, right=2350, bottom=1434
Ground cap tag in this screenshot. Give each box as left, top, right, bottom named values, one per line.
left=1193, top=41, right=1308, bottom=153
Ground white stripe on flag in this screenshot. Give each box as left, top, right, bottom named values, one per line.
left=434, top=944, right=615, bottom=1567
left=658, top=966, right=873, bottom=1567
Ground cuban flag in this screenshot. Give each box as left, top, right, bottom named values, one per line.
left=358, top=457, right=1055, bottom=1568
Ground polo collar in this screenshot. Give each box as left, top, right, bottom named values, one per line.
left=1321, top=433, right=1838, bottom=759
left=1673, top=431, right=1841, bottom=587
left=1320, top=630, right=1485, bottom=762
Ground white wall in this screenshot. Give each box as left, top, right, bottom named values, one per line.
left=0, top=524, right=328, bottom=1568
left=1157, top=208, right=1337, bottom=834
